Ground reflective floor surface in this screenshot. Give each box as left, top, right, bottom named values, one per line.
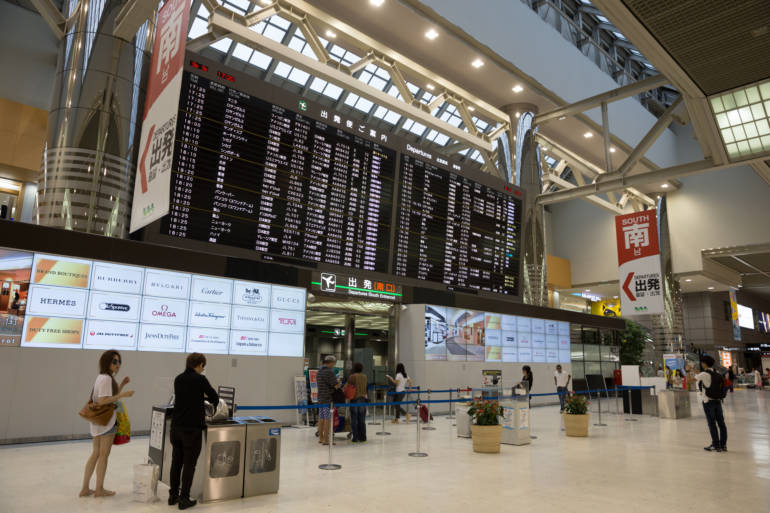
left=1, top=390, right=768, bottom=513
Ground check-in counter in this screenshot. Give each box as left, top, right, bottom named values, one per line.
left=657, top=389, right=691, bottom=419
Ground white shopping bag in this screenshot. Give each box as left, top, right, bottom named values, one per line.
left=133, top=463, right=159, bottom=503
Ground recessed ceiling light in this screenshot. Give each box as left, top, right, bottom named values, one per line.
left=471, top=58, right=484, bottom=68
left=370, top=0, right=385, bottom=6
left=541, top=146, right=547, bottom=151
left=609, top=147, right=616, bottom=153
left=558, top=116, right=567, bottom=121
left=515, top=111, right=520, bottom=118
left=708, top=286, right=715, bottom=290
left=468, top=106, right=475, bottom=111
left=512, top=84, right=524, bottom=93
left=425, top=28, right=439, bottom=40
left=584, top=131, right=593, bottom=138
left=685, top=278, right=692, bottom=282
left=325, top=30, right=337, bottom=38
left=584, top=289, right=591, bottom=292
left=426, top=84, right=435, bottom=90
left=661, top=183, right=669, bottom=188
left=258, top=0, right=271, bottom=4
left=613, top=296, right=618, bottom=299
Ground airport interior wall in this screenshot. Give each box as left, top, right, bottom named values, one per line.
left=0, top=348, right=302, bottom=443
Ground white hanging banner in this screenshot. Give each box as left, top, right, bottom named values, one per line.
left=129, top=0, right=190, bottom=233
left=615, top=210, right=664, bottom=316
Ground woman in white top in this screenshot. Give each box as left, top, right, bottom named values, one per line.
left=80, top=350, right=134, bottom=498
left=386, top=363, right=413, bottom=423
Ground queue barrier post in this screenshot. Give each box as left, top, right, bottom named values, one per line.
left=529, top=391, right=537, bottom=440
left=624, top=387, right=639, bottom=422
left=368, top=387, right=381, bottom=425
left=447, top=389, right=455, bottom=420
left=408, top=398, right=428, bottom=457
left=594, top=386, right=607, bottom=427
left=614, top=387, right=621, bottom=415
left=653, top=385, right=659, bottom=418
left=422, top=390, right=436, bottom=431
left=319, top=402, right=341, bottom=470
left=376, top=395, right=391, bottom=436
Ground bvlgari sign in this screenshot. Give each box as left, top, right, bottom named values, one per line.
left=312, top=272, right=403, bottom=302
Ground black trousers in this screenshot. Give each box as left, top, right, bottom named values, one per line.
left=703, top=400, right=727, bottom=448
left=169, top=429, right=203, bottom=499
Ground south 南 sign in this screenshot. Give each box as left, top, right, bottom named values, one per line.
left=311, top=272, right=402, bottom=302
left=615, top=210, right=664, bottom=316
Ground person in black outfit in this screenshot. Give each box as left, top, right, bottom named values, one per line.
left=169, top=353, right=219, bottom=510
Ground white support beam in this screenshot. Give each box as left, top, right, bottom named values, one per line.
left=615, top=96, right=682, bottom=176
left=534, top=74, right=669, bottom=124
left=245, top=4, right=281, bottom=26
left=546, top=174, right=625, bottom=214
left=209, top=11, right=494, bottom=151
left=30, top=0, right=66, bottom=39
left=187, top=30, right=229, bottom=52
left=114, top=0, right=157, bottom=40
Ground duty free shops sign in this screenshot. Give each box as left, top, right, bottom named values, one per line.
left=311, top=272, right=402, bottom=302
left=615, top=210, right=664, bottom=316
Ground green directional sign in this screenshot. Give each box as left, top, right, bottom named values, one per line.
left=298, top=99, right=308, bottom=112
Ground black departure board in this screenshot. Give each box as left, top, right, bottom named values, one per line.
left=393, top=154, right=521, bottom=294
left=161, top=71, right=396, bottom=272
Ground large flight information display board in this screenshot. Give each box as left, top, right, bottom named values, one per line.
left=394, top=154, right=521, bottom=294
left=162, top=71, right=396, bottom=272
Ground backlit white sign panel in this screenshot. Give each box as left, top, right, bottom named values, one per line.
left=190, top=275, right=233, bottom=303
left=138, top=324, right=186, bottom=352
left=268, top=332, right=304, bottom=357
left=270, top=309, right=305, bottom=334
left=186, top=327, right=229, bottom=354
left=90, top=262, right=144, bottom=294
left=230, top=306, right=269, bottom=331
left=188, top=301, right=231, bottom=329
left=232, top=281, right=271, bottom=307
left=83, top=320, right=138, bottom=350
left=144, top=269, right=191, bottom=299
left=229, top=330, right=268, bottom=356
left=270, top=285, right=306, bottom=311
left=87, top=291, right=142, bottom=322
left=141, top=297, right=188, bottom=325
left=27, top=285, right=89, bottom=318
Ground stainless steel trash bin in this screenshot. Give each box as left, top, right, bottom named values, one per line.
left=237, top=416, right=281, bottom=497
left=189, top=420, right=246, bottom=502
left=149, top=405, right=173, bottom=482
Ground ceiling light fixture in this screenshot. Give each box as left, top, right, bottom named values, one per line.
left=468, top=106, right=475, bottom=111
left=584, top=131, right=593, bottom=138
left=685, top=278, right=692, bottom=282
left=661, top=183, right=669, bottom=188
left=708, top=286, right=715, bottom=290
left=325, top=30, right=337, bottom=38
left=515, top=111, right=520, bottom=118
left=541, top=146, right=548, bottom=151
left=258, top=0, right=271, bottom=5
left=471, top=58, right=484, bottom=68
left=512, top=84, right=524, bottom=93
left=425, top=28, right=438, bottom=40
left=426, top=84, right=435, bottom=90
left=369, top=0, right=385, bottom=6
left=710, top=78, right=770, bottom=160
left=609, top=147, right=616, bottom=153
left=558, top=116, right=567, bottom=121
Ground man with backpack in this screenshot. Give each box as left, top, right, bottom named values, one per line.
left=695, top=355, right=728, bottom=452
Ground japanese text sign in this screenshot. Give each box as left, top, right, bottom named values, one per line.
left=615, top=210, right=664, bottom=316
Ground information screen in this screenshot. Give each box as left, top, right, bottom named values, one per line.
left=162, top=71, right=396, bottom=272
left=394, top=155, right=522, bottom=294
left=425, top=305, right=569, bottom=363
left=16, top=251, right=306, bottom=357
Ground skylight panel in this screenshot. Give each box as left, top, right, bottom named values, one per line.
left=273, top=61, right=293, bottom=78
left=263, top=24, right=287, bottom=43
left=383, top=111, right=401, bottom=124
left=232, top=43, right=253, bottom=62
left=287, top=68, right=310, bottom=86
left=188, top=18, right=207, bottom=39
left=322, top=83, right=343, bottom=100
left=249, top=50, right=272, bottom=69
left=211, top=38, right=232, bottom=52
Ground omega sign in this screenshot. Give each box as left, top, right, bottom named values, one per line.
left=142, top=297, right=187, bottom=325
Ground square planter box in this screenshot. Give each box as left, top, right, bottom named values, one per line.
left=563, top=413, right=589, bottom=437
left=471, top=424, right=502, bottom=453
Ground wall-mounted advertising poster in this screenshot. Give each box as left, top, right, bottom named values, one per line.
left=268, top=332, right=304, bottom=357
left=138, top=323, right=186, bottom=352
left=484, top=313, right=502, bottom=362
left=31, top=254, right=91, bottom=289
left=22, top=317, right=84, bottom=348
left=83, top=320, right=138, bottom=350
left=445, top=309, right=471, bottom=361
left=615, top=210, right=664, bottom=316
left=501, top=314, right=518, bottom=363
left=0, top=249, right=33, bottom=348
left=425, top=305, right=448, bottom=361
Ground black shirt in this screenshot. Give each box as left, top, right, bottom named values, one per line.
left=316, top=366, right=338, bottom=404
left=172, top=368, right=219, bottom=431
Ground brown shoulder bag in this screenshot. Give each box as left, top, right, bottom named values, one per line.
left=79, top=388, right=116, bottom=426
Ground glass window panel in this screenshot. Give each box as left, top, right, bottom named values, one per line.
left=760, top=82, right=770, bottom=100
left=739, top=106, right=753, bottom=123
left=751, top=103, right=767, bottom=120
left=749, top=138, right=763, bottom=153
left=710, top=97, right=724, bottom=113
left=372, top=106, right=388, bottom=119
left=198, top=4, right=210, bottom=17
left=353, top=97, right=374, bottom=112
left=308, top=77, right=327, bottom=93
left=734, top=90, right=749, bottom=107
left=270, top=15, right=291, bottom=29
left=383, top=111, right=401, bottom=124
left=401, top=119, right=415, bottom=131
left=329, top=45, right=345, bottom=57
left=358, top=69, right=373, bottom=83
left=601, top=362, right=617, bottom=378
left=583, top=344, right=600, bottom=361
left=368, top=76, right=388, bottom=90
left=726, top=143, right=739, bottom=157
left=249, top=50, right=272, bottom=69
left=322, top=83, right=343, bottom=100
left=434, top=133, right=450, bottom=145
left=387, top=85, right=402, bottom=99
left=249, top=21, right=267, bottom=33
left=737, top=140, right=750, bottom=154
left=425, top=129, right=439, bottom=141
left=585, top=362, right=602, bottom=376
left=765, top=101, right=770, bottom=116
left=232, top=43, right=253, bottom=62
left=211, top=38, right=232, bottom=52
left=188, top=18, right=207, bottom=39
left=301, top=44, right=317, bottom=60
left=756, top=119, right=770, bottom=136
left=374, top=66, right=390, bottom=80
left=600, top=345, right=611, bottom=361
left=273, top=61, right=292, bottom=78
left=746, top=86, right=761, bottom=104
left=721, top=128, right=735, bottom=143
left=744, top=122, right=759, bottom=138
left=732, top=125, right=747, bottom=140
left=344, top=93, right=359, bottom=106
left=408, top=121, right=427, bottom=135
left=287, top=68, right=310, bottom=85
left=570, top=345, right=584, bottom=361
left=287, top=36, right=305, bottom=52
left=406, top=82, right=420, bottom=94
left=761, top=135, right=770, bottom=150
left=572, top=363, right=585, bottom=380
left=226, top=0, right=250, bottom=10
left=263, top=25, right=286, bottom=43
left=727, top=110, right=742, bottom=126
left=722, top=94, right=736, bottom=110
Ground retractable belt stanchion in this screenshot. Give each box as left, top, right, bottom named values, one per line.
left=422, top=390, right=436, bottom=431
left=653, top=385, right=659, bottom=417
left=368, top=387, right=381, bottom=425
left=447, top=389, right=455, bottom=420
left=624, top=387, right=638, bottom=422
left=409, top=398, right=428, bottom=457
left=376, top=394, right=391, bottom=436
left=319, top=402, right=341, bottom=470
left=529, top=391, right=537, bottom=440
left=615, top=386, right=621, bottom=415
left=594, top=386, right=607, bottom=427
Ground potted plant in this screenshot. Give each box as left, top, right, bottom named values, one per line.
left=467, top=400, right=504, bottom=453
left=563, top=394, right=590, bottom=437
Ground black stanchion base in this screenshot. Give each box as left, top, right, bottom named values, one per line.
left=422, top=426, right=436, bottom=431
left=319, top=464, right=342, bottom=470
left=530, top=435, right=538, bottom=439
left=625, top=418, right=639, bottom=422
left=368, top=421, right=379, bottom=425
left=594, top=423, right=607, bottom=427
left=375, top=431, right=391, bottom=435
left=408, top=452, right=428, bottom=457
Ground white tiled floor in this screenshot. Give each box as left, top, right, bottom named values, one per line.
left=1, top=390, right=768, bottom=513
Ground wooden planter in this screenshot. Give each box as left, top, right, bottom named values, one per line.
left=563, top=413, right=589, bottom=437
left=470, top=424, right=502, bottom=453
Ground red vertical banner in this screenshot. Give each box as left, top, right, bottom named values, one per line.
left=615, top=210, right=664, bottom=315
left=130, top=0, right=190, bottom=233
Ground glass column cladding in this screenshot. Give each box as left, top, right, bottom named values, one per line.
left=39, top=0, right=153, bottom=237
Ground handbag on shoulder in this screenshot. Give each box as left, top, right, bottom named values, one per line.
left=79, top=388, right=117, bottom=426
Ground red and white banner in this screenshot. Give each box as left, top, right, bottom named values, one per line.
left=129, top=0, right=189, bottom=233
left=615, top=210, right=664, bottom=316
